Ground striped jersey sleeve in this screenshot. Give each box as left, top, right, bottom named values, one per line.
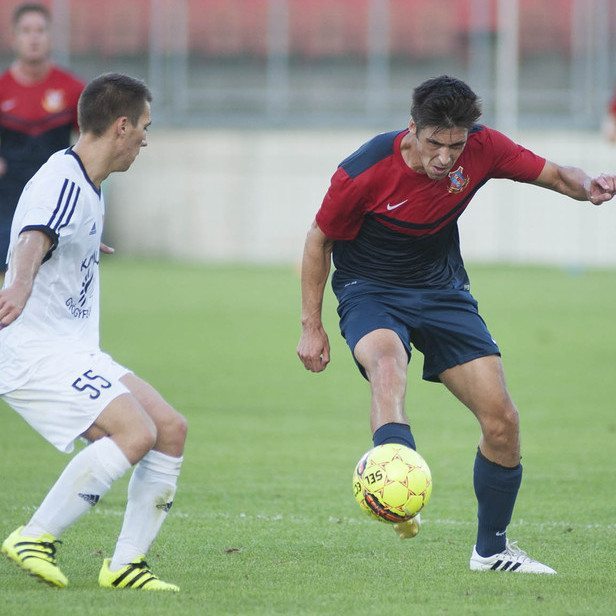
left=17, top=171, right=82, bottom=243
left=46, top=178, right=82, bottom=233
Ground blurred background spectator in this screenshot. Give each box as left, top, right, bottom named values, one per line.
left=0, top=2, right=83, bottom=272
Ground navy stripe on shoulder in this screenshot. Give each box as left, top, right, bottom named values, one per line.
left=469, top=123, right=485, bottom=134
left=57, top=185, right=81, bottom=232
left=47, top=179, right=75, bottom=229
left=47, top=178, right=69, bottom=228
left=339, top=130, right=403, bottom=178
left=49, top=180, right=76, bottom=231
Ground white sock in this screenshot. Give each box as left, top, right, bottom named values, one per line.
left=110, top=450, right=183, bottom=571
left=23, top=437, right=131, bottom=538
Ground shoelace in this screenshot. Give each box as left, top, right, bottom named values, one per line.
left=130, top=560, right=159, bottom=577
left=503, top=541, right=529, bottom=563
left=132, top=560, right=148, bottom=570
left=110, top=559, right=163, bottom=588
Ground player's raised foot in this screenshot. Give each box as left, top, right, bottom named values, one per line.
left=470, top=540, right=556, bottom=574
left=99, top=556, right=179, bottom=591
left=1, top=526, right=68, bottom=587
left=394, top=513, right=421, bottom=539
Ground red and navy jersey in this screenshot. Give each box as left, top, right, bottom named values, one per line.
left=316, top=126, right=545, bottom=288
left=0, top=66, right=84, bottom=191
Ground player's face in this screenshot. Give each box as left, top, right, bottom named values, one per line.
left=13, top=11, right=51, bottom=65
left=118, top=103, right=151, bottom=171
left=409, top=123, right=468, bottom=180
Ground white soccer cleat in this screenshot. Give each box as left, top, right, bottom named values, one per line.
left=393, top=513, right=421, bottom=539
left=469, top=540, right=556, bottom=574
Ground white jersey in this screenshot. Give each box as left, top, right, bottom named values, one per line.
left=0, top=148, right=105, bottom=393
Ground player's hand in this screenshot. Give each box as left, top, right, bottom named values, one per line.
left=584, top=174, right=616, bottom=205
left=297, top=324, right=331, bottom=372
left=0, top=283, right=30, bottom=328
left=100, top=241, right=115, bottom=254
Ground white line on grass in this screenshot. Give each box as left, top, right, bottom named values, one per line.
left=11, top=505, right=616, bottom=531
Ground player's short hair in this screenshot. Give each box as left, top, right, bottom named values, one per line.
left=78, top=73, right=153, bottom=136
left=411, top=75, right=482, bottom=131
left=12, top=3, right=51, bottom=27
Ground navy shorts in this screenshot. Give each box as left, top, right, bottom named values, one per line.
left=333, top=277, right=500, bottom=382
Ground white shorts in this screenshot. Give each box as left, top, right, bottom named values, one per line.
left=1, top=350, right=131, bottom=453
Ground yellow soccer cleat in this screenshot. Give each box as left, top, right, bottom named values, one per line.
left=393, top=513, right=421, bottom=539
left=99, top=556, right=179, bottom=591
left=1, top=526, right=68, bottom=588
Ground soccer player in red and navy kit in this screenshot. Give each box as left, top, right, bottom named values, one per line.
left=0, top=3, right=84, bottom=272
left=297, top=76, right=616, bottom=574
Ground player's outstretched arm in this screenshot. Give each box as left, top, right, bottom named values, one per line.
left=0, top=230, right=51, bottom=328
left=297, top=221, right=334, bottom=373
left=532, top=160, right=616, bottom=205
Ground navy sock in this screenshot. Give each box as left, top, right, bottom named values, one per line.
left=473, top=448, right=522, bottom=557
left=372, top=422, right=416, bottom=450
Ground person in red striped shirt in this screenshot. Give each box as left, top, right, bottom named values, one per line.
left=0, top=3, right=84, bottom=272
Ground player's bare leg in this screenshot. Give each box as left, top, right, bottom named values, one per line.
left=84, top=393, right=158, bottom=462
left=440, top=355, right=555, bottom=573
left=355, top=329, right=422, bottom=539
left=121, top=373, right=187, bottom=457
left=354, top=328, right=410, bottom=432
left=440, top=355, right=519, bottom=467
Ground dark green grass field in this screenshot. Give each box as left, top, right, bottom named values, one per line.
left=1, top=260, right=615, bottom=615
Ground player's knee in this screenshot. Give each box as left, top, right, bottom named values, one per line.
left=483, top=406, right=519, bottom=449
left=501, top=405, right=520, bottom=433
left=158, top=409, right=188, bottom=451
left=369, top=354, right=407, bottom=385
left=170, top=411, right=188, bottom=447
left=134, top=421, right=158, bottom=457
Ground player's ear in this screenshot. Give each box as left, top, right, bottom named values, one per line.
left=408, top=120, right=417, bottom=136
left=115, top=116, right=129, bottom=136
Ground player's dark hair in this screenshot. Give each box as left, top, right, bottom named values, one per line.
left=12, top=3, right=51, bottom=26
left=78, top=73, right=152, bottom=136
left=411, top=75, right=482, bottom=131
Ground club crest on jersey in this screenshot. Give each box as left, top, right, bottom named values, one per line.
left=42, top=89, right=66, bottom=113
left=447, top=166, right=469, bottom=194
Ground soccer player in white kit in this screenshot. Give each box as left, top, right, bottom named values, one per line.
left=0, top=73, right=186, bottom=591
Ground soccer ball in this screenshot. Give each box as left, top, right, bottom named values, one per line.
left=352, top=443, right=432, bottom=523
